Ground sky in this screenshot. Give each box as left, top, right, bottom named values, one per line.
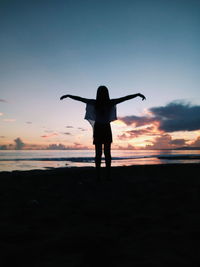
left=0, top=0, right=200, bottom=150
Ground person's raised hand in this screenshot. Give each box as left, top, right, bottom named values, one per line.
left=60, top=95, right=69, bottom=100
left=138, top=93, right=146, bottom=101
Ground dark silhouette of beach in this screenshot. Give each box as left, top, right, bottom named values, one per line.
left=0, top=164, right=200, bottom=266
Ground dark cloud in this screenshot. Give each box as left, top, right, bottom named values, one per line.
left=145, top=134, right=188, bottom=149
left=78, top=127, right=87, bottom=131
left=118, top=126, right=155, bottom=140
left=0, top=99, right=7, bottom=103
left=169, top=139, right=187, bottom=146
left=14, top=137, right=25, bottom=150
left=118, top=115, right=157, bottom=127
left=62, top=132, right=72, bottom=135
left=59, top=131, right=72, bottom=135
left=119, top=102, right=200, bottom=133
left=150, top=102, right=200, bottom=132
left=26, top=121, right=32, bottom=124
left=66, top=126, right=74, bottom=128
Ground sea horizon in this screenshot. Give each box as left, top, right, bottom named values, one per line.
left=0, top=149, right=200, bottom=172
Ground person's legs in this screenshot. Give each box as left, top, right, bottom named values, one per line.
left=104, top=143, right=111, bottom=180
left=95, top=143, right=102, bottom=180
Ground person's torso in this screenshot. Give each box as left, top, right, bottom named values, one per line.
left=95, top=105, right=112, bottom=123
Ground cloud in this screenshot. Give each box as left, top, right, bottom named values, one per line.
left=169, top=139, right=187, bottom=146
left=144, top=134, right=188, bottom=149
left=62, top=132, right=72, bottom=135
left=118, top=115, right=157, bottom=127
left=73, top=142, right=88, bottom=149
left=74, top=142, right=81, bottom=146
left=119, top=102, right=200, bottom=133
left=26, top=121, right=32, bottom=124
left=0, top=112, right=3, bottom=116
left=190, top=136, right=200, bottom=147
left=118, top=126, right=156, bottom=140
left=115, top=143, right=137, bottom=150
left=14, top=137, right=25, bottom=150
left=66, top=126, right=74, bottom=128
left=41, top=133, right=58, bottom=138
left=78, top=127, right=87, bottom=131
left=0, top=99, right=7, bottom=103
left=150, top=102, right=200, bottom=132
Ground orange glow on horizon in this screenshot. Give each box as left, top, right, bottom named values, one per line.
left=1, top=120, right=200, bottom=150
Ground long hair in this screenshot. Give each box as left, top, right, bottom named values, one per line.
left=95, top=86, right=110, bottom=109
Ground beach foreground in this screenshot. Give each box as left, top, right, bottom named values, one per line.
left=1, top=164, right=200, bottom=266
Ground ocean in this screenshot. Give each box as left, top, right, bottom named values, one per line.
left=0, top=149, right=200, bottom=172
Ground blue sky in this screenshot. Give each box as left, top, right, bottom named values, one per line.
left=0, top=0, right=200, bottom=149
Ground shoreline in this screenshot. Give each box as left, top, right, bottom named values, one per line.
left=1, top=148, right=200, bottom=173
left=1, top=163, right=200, bottom=266
left=1, top=161, right=200, bottom=175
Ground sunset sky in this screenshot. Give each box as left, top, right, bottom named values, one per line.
left=1, top=0, right=200, bottom=150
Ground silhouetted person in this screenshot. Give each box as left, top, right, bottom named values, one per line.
left=60, top=86, right=146, bottom=180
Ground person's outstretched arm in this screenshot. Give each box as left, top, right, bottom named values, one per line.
left=111, top=93, right=146, bottom=105
left=60, top=94, right=94, bottom=104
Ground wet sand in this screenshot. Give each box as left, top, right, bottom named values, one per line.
left=0, top=164, right=200, bottom=266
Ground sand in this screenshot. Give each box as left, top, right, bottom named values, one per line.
left=0, top=164, right=200, bottom=266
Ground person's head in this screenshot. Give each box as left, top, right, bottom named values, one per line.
left=96, top=86, right=110, bottom=105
